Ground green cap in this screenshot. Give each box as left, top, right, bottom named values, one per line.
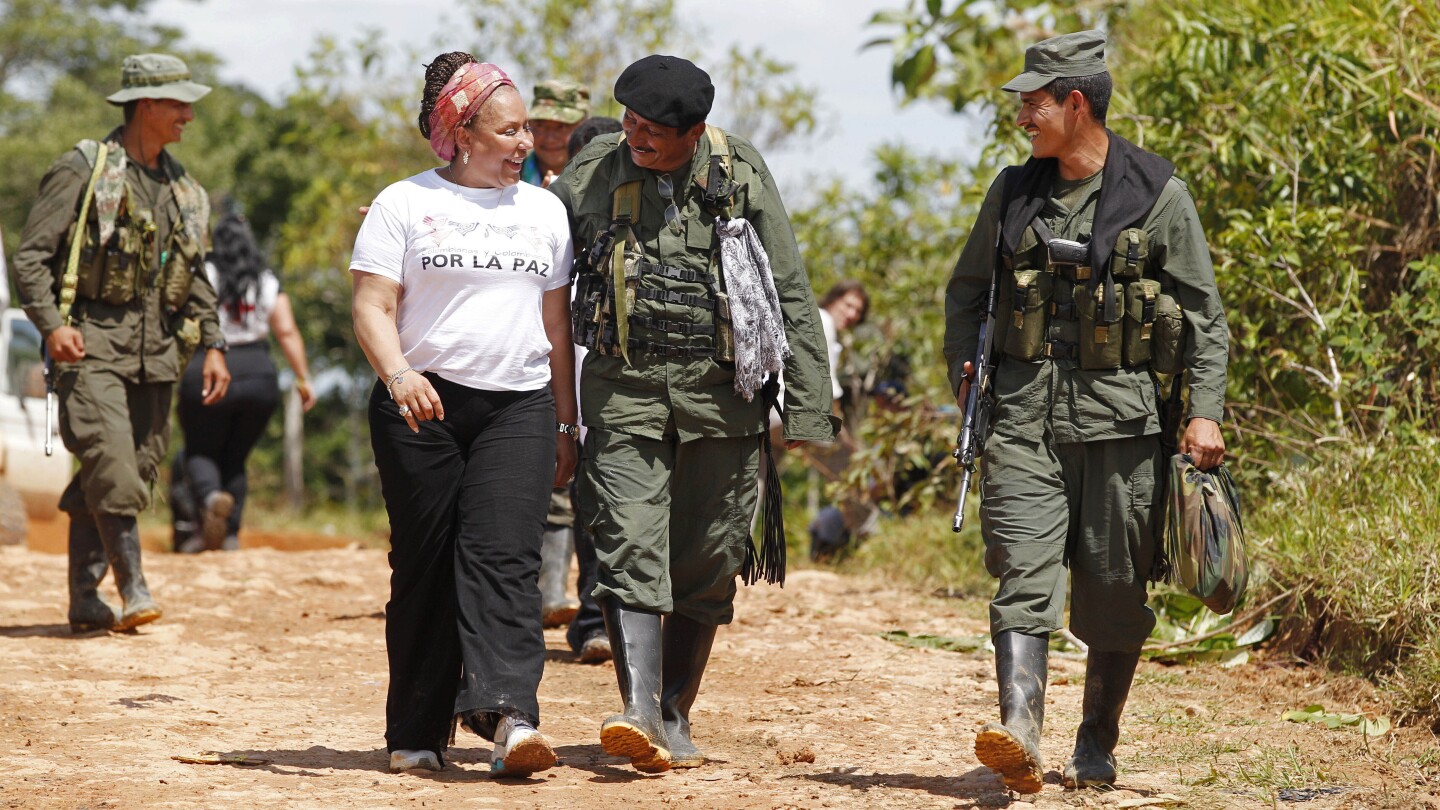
left=106, top=53, right=212, bottom=105
left=530, top=79, right=590, bottom=124
left=1001, top=30, right=1107, bottom=93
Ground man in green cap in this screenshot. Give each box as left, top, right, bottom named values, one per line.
left=523, top=79, right=590, bottom=188
left=944, top=30, right=1228, bottom=792
left=551, top=54, right=837, bottom=773
left=14, top=53, right=231, bottom=634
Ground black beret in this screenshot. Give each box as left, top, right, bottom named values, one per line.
left=613, top=54, right=714, bottom=129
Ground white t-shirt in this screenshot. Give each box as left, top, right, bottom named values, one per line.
left=818, top=308, right=842, bottom=402
left=350, top=170, right=574, bottom=392
left=209, top=264, right=280, bottom=345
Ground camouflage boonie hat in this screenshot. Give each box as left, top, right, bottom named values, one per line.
left=106, top=53, right=212, bottom=105
left=1002, top=30, right=1107, bottom=93
left=530, top=79, right=590, bottom=124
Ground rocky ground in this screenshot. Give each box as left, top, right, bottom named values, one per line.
left=2, top=531, right=1437, bottom=810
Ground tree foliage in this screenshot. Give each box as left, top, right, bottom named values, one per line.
left=871, top=0, right=1440, bottom=458
left=458, top=0, right=823, bottom=150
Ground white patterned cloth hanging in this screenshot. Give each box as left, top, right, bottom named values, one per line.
left=717, top=217, right=791, bottom=401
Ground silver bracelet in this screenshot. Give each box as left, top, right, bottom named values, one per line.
left=384, top=366, right=414, bottom=400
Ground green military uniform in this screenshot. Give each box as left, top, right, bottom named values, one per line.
left=13, top=53, right=221, bottom=634
left=15, top=130, right=222, bottom=517
left=551, top=129, right=836, bottom=625
left=945, top=166, right=1228, bottom=650
left=952, top=30, right=1230, bottom=794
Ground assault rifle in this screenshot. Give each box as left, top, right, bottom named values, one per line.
left=951, top=264, right=1002, bottom=533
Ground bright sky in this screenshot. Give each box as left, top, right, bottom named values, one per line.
left=150, top=0, right=989, bottom=200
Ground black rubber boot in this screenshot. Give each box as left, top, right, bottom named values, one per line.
left=67, top=513, right=119, bottom=633
left=975, top=630, right=1049, bottom=794
left=539, top=526, right=578, bottom=628
left=661, top=613, right=717, bottom=768
left=598, top=597, right=671, bottom=772
left=95, top=514, right=161, bottom=631
left=1064, top=650, right=1141, bottom=789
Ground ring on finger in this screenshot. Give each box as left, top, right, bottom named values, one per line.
left=397, top=404, right=411, bottom=416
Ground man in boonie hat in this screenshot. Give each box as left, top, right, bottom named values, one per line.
left=522, top=79, right=590, bottom=188
left=943, top=30, right=1230, bottom=794
left=549, top=54, right=837, bottom=774
left=12, top=53, right=229, bottom=636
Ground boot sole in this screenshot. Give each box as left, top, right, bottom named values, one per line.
left=69, top=621, right=113, bottom=634
left=578, top=640, right=612, bottom=664
left=1062, top=761, right=1117, bottom=789
left=541, top=604, right=579, bottom=628
left=975, top=724, right=1044, bottom=794
left=494, top=735, right=556, bottom=777
left=202, top=493, right=235, bottom=551
left=113, top=607, right=162, bottom=632
left=669, top=752, right=705, bottom=769
left=601, top=719, right=671, bottom=771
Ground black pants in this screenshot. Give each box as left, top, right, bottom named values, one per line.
left=177, top=341, right=279, bottom=537
left=369, top=374, right=555, bottom=754
left=566, top=474, right=606, bottom=653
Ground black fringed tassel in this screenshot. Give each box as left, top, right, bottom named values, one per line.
left=741, top=386, right=787, bottom=587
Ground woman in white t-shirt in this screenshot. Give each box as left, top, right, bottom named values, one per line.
left=174, top=212, right=317, bottom=553
left=350, top=52, right=576, bottom=778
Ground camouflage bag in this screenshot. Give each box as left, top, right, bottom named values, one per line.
left=1162, top=453, right=1248, bottom=615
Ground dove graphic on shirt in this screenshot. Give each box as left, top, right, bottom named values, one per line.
left=423, top=215, right=452, bottom=246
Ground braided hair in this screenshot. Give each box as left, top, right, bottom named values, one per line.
left=418, top=51, right=476, bottom=139
left=210, top=212, right=267, bottom=325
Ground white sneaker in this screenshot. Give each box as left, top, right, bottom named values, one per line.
left=389, top=749, right=441, bottom=772
left=491, top=716, right=556, bottom=777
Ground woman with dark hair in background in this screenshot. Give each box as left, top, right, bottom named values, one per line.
left=351, top=51, right=576, bottom=777
left=174, top=211, right=316, bottom=553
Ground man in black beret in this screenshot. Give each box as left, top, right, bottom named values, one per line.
left=550, top=54, right=836, bottom=773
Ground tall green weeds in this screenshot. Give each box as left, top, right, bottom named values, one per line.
left=1249, top=438, right=1440, bottom=726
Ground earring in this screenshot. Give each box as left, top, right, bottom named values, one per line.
left=462, top=150, right=470, bottom=166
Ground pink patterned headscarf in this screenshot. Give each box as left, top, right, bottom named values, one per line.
left=427, top=61, right=515, bottom=161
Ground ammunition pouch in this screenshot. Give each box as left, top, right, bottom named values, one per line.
left=161, top=224, right=204, bottom=314
left=1150, top=292, right=1186, bottom=374
left=1109, top=228, right=1149, bottom=280
left=997, top=217, right=1187, bottom=373
left=1123, top=279, right=1161, bottom=367
left=171, top=314, right=201, bottom=364
left=71, top=212, right=150, bottom=307
left=999, top=269, right=1051, bottom=361
left=1077, top=281, right=1125, bottom=369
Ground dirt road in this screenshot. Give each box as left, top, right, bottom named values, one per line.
left=1, top=541, right=1436, bottom=809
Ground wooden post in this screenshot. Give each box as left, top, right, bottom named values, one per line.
left=283, top=384, right=304, bottom=511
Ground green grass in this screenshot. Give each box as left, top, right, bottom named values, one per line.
left=797, top=433, right=1440, bottom=730
left=1249, top=437, right=1440, bottom=727
left=831, top=507, right=991, bottom=597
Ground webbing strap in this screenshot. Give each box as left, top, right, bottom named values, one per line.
left=627, top=337, right=715, bottom=358
left=59, top=142, right=110, bottom=327
left=701, top=125, right=734, bottom=218
left=610, top=180, right=642, bottom=364
left=635, top=287, right=715, bottom=311
left=639, top=260, right=714, bottom=285
left=629, top=314, right=716, bottom=336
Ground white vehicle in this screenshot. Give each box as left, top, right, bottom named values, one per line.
left=0, top=308, right=72, bottom=544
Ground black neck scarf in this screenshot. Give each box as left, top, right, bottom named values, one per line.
left=1000, top=129, right=1174, bottom=271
